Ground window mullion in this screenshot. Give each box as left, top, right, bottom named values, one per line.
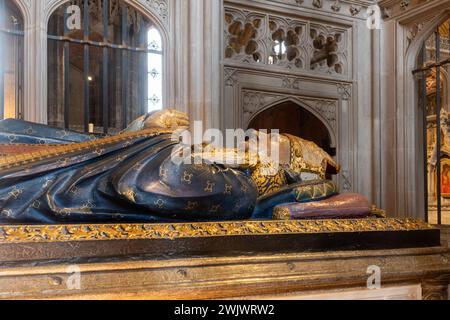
left=63, top=5, right=70, bottom=129
left=83, top=0, right=90, bottom=133
left=138, top=15, right=146, bottom=116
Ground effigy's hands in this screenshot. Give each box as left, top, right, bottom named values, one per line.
left=203, top=131, right=287, bottom=170
left=143, top=109, right=190, bottom=130
left=243, top=130, right=291, bottom=167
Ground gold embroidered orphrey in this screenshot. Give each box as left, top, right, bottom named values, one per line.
left=0, top=128, right=172, bottom=170
left=0, top=219, right=435, bottom=244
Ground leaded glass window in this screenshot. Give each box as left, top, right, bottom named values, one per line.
left=147, top=27, right=163, bottom=112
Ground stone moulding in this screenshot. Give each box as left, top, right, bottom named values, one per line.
left=0, top=218, right=436, bottom=244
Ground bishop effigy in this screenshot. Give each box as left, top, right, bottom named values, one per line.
left=0, top=109, right=378, bottom=224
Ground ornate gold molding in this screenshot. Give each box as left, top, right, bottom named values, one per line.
left=0, top=219, right=435, bottom=244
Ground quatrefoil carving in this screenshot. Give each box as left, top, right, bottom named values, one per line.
left=269, top=20, right=303, bottom=68
left=225, top=13, right=262, bottom=62
left=310, top=29, right=343, bottom=74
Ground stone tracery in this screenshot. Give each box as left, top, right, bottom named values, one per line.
left=224, top=10, right=265, bottom=63
left=309, top=26, right=345, bottom=74
left=224, top=7, right=349, bottom=75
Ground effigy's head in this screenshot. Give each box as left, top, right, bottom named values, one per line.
left=143, top=109, right=190, bottom=130
left=123, top=109, right=190, bottom=132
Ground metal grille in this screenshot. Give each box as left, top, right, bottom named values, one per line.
left=413, top=22, right=450, bottom=225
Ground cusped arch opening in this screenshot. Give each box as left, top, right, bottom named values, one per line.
left=247, top=100, right=336, bottom=156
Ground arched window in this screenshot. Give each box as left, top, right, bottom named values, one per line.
left=0, top=0, right=24, bottom=120
left=47, top=0, right=164, bottom=134
left=415, top=18, right=450, bottom=225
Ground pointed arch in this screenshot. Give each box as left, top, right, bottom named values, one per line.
left=246, top=96, right=337, bottom=149
left=404, top=10, right=450, bottom=223
left=7, top=0, right=30, bottom=25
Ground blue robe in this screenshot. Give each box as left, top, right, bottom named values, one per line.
left=0, top=120, right=257, bottom=224
left=0, top=120, right=338, bottom=224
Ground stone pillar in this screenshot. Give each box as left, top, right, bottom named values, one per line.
left=19, top=0, right=47, bottom=124
left=170, top=0, right=222, bottom=129
left=354, top=18, right=374, bottom=200
left=371, top=27, right=382, bottom=207
left=379, top=19, right=399, bottom=217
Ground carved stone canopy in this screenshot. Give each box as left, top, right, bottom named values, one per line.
left=224, top=6, right=349, bottom=76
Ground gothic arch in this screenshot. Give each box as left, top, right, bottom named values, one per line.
left=44, top=0, right=168, bottom=42
left=399, top=9, right=450, bottom=217
left=403, top=10, right=450, bottom=127
left=9, top=0, right=31, bottom=24
left=246, top=97, right=337, bottom=148
left=406, top=12, right=450, bottom=70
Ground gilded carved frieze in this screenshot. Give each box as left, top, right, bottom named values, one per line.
left=224, top=7, right=350, bottom=76
left=0, top=219, right=435, bottom=243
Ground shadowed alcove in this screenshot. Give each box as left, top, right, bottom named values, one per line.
left=247, top=101, right=335, bottom=156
